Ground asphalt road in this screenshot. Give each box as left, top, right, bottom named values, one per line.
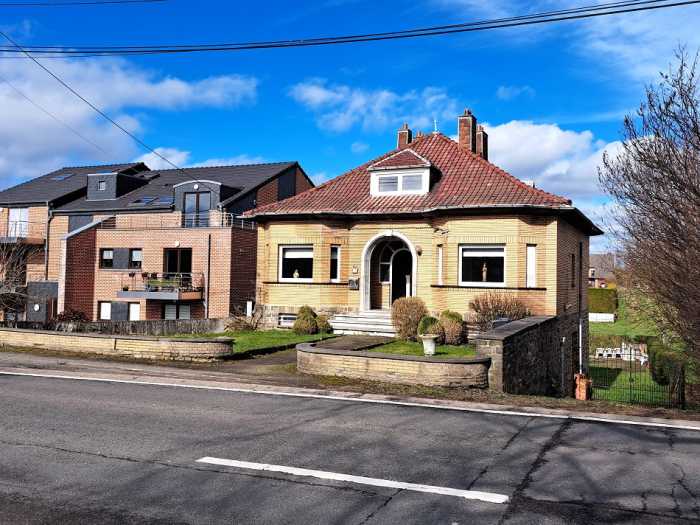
left=0, top=374, right=699, bottom=524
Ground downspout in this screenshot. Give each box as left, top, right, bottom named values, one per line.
left=578, top=241, right=584, bottom=375
left=44, top=203, right=52, bottom=281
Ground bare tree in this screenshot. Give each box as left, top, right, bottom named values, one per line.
left=599, top=49, right=700, bottom=360
left=0, top=241, right=42, bottom=321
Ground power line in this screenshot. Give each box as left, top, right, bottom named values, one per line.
left=0, top=72, right=108, bottom=154
left=0, top=0, right=697, bottom=57
left=0, top=0, right=165, bottom=6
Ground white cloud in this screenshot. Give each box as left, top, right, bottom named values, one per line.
left=351, top=141, right=369, bottom=154
left=0, top=56, right=258, bottom=190
left=135, top=148, right=266, bottom=170
left=484, top=120, right=622, bottom=201
left=289, top=79, right=458, bottom=133
left=496, top=85, right=535, bottom=101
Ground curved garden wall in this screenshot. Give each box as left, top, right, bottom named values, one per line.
left=297, top=343, right=490, bottom=388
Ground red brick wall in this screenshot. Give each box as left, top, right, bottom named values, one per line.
left=296, top=167, right=313, bottom=193
left=230, top=227, right=258, bottom=312
left=64, top=228, right=97, bottom=318
left=256, top=178, right=279, bottom=206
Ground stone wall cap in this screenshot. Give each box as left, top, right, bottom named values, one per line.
left=0, top=327, right=232, bottom=344
left=297, top=342, right=491, bottom=365
left=473, top=315, right=557, bottom=341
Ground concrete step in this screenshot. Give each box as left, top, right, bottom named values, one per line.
left=333, top=329, right=396, bottom=337
left=331, top=315, right=394, bottom=326
left=329, top=311, right=396, bottom=337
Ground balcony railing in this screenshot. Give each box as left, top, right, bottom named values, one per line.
left=98, top=212, right=255, bottom=231
left=117, top=272, right=205, bottom=301
left=0, top=221, right=47, bottom=244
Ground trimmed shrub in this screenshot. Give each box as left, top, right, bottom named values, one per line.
left=316, top=315, right=332, bottom=334
left=293, top=314, right=318, bottom=335
left=54, top=309, right=89, bottom=323
left=297, top=305, right=317, bottom=318
left=469, top=292, right=530, bottom=332
left=589, top=288, right=618, bottom=314
left=648, top=339, right=685, bottom=386
left=418, top=315, right=445, bottom=344
left=391, top=297, right=427, bottom=341
left=440, top=310, right=465, bottom=345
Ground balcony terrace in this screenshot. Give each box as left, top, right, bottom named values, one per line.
left=117, top=272, right=204, bottom=301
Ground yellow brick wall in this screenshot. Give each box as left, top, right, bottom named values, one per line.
left=256, top=214, right=583, bottom=319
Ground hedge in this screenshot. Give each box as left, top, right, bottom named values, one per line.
left=647, top=339, right=685, bottom=386
left=589, top=288, right=618, bottom=314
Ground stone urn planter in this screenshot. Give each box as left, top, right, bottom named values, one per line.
left=419, top=334, right=438, bottom=356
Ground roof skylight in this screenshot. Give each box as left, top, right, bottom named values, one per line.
left=51, top=173, right=74, bottom=181
left=128, top=196, right=157, bottom=206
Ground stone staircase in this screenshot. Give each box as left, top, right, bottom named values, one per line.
left=329, top=310, right=396, bottom=337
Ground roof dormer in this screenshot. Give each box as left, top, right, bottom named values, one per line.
left=368, top=148, right=432, bottom=197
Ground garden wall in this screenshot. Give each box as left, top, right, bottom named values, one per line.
left=297, top=343, right=490, bottom=388
left=0, top=327, right=232, bottom=362
left=0, top=318, right=225, bottom=336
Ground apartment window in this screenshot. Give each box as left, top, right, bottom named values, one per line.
left=279, top=246, right=313, bottom=282
left=330, top=246, right=340, bottom=282
left=98, top=180, right=106, bottom=191
left=8, top=207, right=28, bottom=237
left=129, top=249, right=143, bottom=270
left=571, top=253, right=576, bottom=288
left=128, top=303, right=140, bottom=321
left=98, top=302, right=111, bottom=320
left=99, top=249, right=114, bottom=269
left=183, top=191, right=211, bottom=227
left=378, top=175, right=399, bottom=193
left=526, top=244, right=537, bottom=288
left=459, top=245, right=505, bottom=287
left=164, top=303, right=191, bottom=320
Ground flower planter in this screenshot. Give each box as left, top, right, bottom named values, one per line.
left=419, top=334, right=438, bottom=356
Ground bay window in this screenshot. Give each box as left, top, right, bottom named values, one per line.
left=280, top=246, right=314, bottom=282
left=459, top=245, right=505, bottom=287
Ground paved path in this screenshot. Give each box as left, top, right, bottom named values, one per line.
left=1, top=370, right=699, bottom=523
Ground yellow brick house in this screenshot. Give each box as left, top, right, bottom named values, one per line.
left=246, top=110, right=602, bottom=343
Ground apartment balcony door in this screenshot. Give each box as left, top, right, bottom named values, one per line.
left=164, top=248, right=193, bottom=288
left=183, top=192, right=211, bottom=227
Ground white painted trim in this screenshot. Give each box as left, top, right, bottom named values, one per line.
left=367, top=148, right=432, bottom=170
left=172, top=179, right=222, bottom=189
left=196, top=457, right=509, bottom=504
left=360, top=231, right=417, bottom=311
left=278, top=244, right=314, bottom=283
left=458, top=244, right=506, bottom=288
left=3, top=370, right=700, bottom=432
left=526, top=244, right=537, bottom=288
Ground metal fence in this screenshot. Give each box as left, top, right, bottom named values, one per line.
left=589, top=355, right=685, bottom=408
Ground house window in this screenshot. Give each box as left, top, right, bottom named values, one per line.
left=378, top=176, right=399, bottom=193
left=437, top=245, right=443, bottom=285
left=164, top=303, right=191, bottom=320
left=402, top=174, right=423, bottom=191
left=459, top=245, right=505, bottom=287
left=183, top=191, right=211, bottom=227
left=98, top=180, right=106, bottom=191
left=99, top=249, right=114, bottom=269
left=8, top=207, right=29, bottom=237
left=129, top=249, right=142, bottom=269
left=279, top=246, right=313, bottom=282
left=526, top=244, right=537, bottom=288
left=98, top=301, right=111, bottom=320
left=330, top=246, right=340, bottom=282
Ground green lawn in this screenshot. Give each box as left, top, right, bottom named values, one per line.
left=590, top=295, right=658, bottom=338
left=176, top=330, right=332, bottom=354
left=369, top=341, right=477, bottom=358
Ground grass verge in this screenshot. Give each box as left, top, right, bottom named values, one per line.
left=369, top=340, right=477, bottom=358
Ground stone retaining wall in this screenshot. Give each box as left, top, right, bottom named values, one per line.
left=0, top=328, right=232, bottom=362
left=297, top=343, right=490, bottom=388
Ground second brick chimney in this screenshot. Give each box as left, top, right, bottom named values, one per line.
left=397, top=123, right=413, bottom=148
left=476, top=125, right=488, bottom=161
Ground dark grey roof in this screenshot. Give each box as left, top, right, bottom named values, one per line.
left=589, top=253, right=617, bottom=279
left=54, top=162, right=298, bottom=213
left=0, top=163, right=147, bottom=206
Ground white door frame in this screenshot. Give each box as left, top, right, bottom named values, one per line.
left=360, top=231, right=417, bottom=311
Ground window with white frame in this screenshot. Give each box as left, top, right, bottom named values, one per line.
left=98, top=301, right=111, bottom=320
left=330, top=246, right=340, bottom=282
left=370, top=168, right=430, bottom=196
left=459, top=245, right=505, bottom=287
left=279, top=246, right=314, bottom=282
left=437, top=245, right=444, bottom=285
left=526, top=244, right=537, bottom=288
left=8, top=207, right=28, bottom=237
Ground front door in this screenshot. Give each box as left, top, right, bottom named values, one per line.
left=391, top=250, right=412, bottom=304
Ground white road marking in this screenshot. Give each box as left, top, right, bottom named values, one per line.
left=2, top=369, right=699, bottom=432
left=196, top=456, right=509, bottom=504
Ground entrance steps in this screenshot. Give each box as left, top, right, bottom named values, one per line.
left=329, top=310, right=396, bottom=337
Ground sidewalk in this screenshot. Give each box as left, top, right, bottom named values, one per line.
left=1, top=348, right=699, bottom=430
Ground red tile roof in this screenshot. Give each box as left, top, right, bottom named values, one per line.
left=245, top=132, right=572, bottom=218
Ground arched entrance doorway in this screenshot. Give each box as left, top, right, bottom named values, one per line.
left=361, top=232, right=416, bottom=311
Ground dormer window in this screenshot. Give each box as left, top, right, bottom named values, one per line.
left=368, top=148, right=432, bottom=197
left=98, top=181, right=106, bottom=191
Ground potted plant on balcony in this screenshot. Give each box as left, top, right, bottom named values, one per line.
left=122, top=285, right=129, bottom=291
left=417, top=316, right=445, bottom=356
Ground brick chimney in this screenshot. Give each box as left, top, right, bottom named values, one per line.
left=476, top=125, right=488, bottom=160
left=397, top=123, right=413, bottom=148
left=457, top=109, right=477, bottom=153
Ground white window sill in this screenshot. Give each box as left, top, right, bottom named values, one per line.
left=279, top=278, right=314, bottom=283
left=458, top=282, right=507, bottom=288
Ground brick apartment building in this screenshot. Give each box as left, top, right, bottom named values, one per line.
left=0, top=161, right=312, bottom=322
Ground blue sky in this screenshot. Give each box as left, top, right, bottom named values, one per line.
left=1, top=0, right=699, bottom=250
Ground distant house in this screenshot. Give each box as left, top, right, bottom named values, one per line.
left=245, top=109, right=603, bottom=366
left=589, top=253, right=616, bottom=288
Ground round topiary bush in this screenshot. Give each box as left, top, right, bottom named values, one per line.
left=293, top=314, right=318, bottom=335
left=440, top=310, right=465, bottom=345
left=417, top=315, right=445, bottom=344
left=391, top=297, right=427, bottom=341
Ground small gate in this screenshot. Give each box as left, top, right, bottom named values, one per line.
left=589, top=352, right=685, bottom=408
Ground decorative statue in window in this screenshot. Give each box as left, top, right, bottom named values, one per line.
left=482, top=262, right=488, bottom=282
left=293, top=269, right=300, bottom=279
